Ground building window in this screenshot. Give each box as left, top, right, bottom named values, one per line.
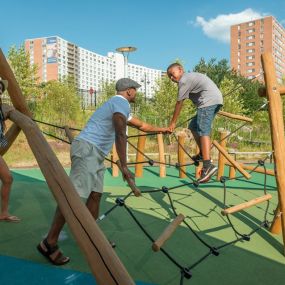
left=248, top=21, right=255, bottom=27
left=247, top=69, right=255, bottom=73
left=247, top=35, right=255, bottom=40
left=246, top=55, right=255, bottom=60
left=246, top=49, right=255, bottom=53
left=247, top=28, right=255, bottom=33
left=246, top=42, right=255, bottom=46
left=246, top=62, right=255, bottom=67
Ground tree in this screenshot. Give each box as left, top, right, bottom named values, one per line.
left=8, top=45, right=40, bottom=109
left=34, top=78, right=83, bottom=129
left=96, top=81, right=116, bottom=107
left=193, top=58, right=231, bottom=88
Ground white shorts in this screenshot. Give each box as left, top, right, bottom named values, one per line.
left=69, top=139, right=106, bottom=198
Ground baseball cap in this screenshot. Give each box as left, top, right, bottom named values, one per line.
left=0, top=78, right=8, bottom=92
left=115, top=78, right=141, bottom=91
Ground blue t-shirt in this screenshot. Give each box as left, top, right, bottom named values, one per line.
left=76, top=95, right=131, bottom=155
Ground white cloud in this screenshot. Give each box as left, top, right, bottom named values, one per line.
left=193, top=8, right=266, bottom=44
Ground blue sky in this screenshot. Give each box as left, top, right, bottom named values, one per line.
left=1, top=0, right=284, bottom=71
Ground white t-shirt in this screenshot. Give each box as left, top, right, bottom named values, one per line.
left=76, top=95, right=132, bottom=155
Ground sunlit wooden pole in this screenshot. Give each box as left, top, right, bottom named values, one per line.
left=261, top=53, right=285, bottom=253
left=157, top=133, right=166, bottom=177
left=135, top=132, right=146, bottom=177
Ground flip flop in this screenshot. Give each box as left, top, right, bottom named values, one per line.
left=0, top=215, right=21, bottom=223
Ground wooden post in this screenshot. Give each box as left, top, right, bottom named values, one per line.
left=135, top=132, right=146, bottom=177
left=152, top=214, right=185, bottom=251
left=5, top=106, right=134, bottom=285
left=178, top=134, right=186, bottom=178
left=229, top=166, right=236, bottom=179
left=112, top=144, right=119, bottom=177
left=212, top=140, right=251, bottom=179
left=157, top=133, right=166, bottom=177
left=261, top=52, right=285, bottom=245
left=217, top=131, right=228, bottom=181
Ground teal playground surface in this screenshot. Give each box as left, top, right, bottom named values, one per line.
left=0, top=165, right=285, bottom=285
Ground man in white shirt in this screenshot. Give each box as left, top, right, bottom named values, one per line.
left=37, top=78, right=170, bottom=265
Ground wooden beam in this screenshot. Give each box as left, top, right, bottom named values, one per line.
left=217, top=111, right=253, bottom=123
left=157, top=133, right=166, bottom=177
left=212, top=140, right=251, bottom=179
left=261, top=53, right=285, bottom=251
left=112, top=144, right=119, bottom=177
left=4, top=105, right=134, bottom=285
left=178, top=134, right=186, bottom=178
left=221, top=194, right=272, bottom=215
left=217, top=131, right=228, bottom=180
left=152, top=214, right=185, bottom=252
left=135, top=132, right=146, bottom=177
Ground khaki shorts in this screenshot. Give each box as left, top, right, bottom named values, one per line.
left=69, top=139, right=106, bottom=198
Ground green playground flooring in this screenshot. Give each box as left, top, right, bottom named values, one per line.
left=1, top=165, right=285, bottom=285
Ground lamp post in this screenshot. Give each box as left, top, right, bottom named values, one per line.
left=141, top=72, right=150, bottom=103
left=115, top=46, right=137, bottom=162
left=115, top=46, right=137, bottom=77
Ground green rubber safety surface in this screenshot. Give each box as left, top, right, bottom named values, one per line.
left=1, top=165, right=285, bottom=285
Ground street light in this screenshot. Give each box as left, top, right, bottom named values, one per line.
left=141, top=72, right=150, bottom=103
left=115, top=46, right=137, bottom=77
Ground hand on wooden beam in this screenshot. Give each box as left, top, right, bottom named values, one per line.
left=1, top=103, right=15, bottom=119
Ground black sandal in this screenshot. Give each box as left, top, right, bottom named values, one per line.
left=37, top=238, right=70, bottom=266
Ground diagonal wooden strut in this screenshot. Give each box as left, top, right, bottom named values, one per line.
left=212, top=140, right=251, bottom=179
left=221, top=194, right=272, bottom=216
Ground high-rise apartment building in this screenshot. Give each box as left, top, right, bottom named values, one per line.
left=25, top=36, right=163, bottom=105
left=231, top=16, right=285, bottom=83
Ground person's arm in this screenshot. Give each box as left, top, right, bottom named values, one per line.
left=169, top=100, right=184, bottom=131
left=127, top=117, right=170, bottom=133
left=112, top=112, right=133, bottom=180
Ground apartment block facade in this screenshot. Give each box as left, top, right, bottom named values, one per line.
left=230, top=16, right=285, bottom=83
left=25, top=36, right=163, bottom=105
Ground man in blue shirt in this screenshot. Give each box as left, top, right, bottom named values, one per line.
left=37, top=78, right=170, bottom=265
